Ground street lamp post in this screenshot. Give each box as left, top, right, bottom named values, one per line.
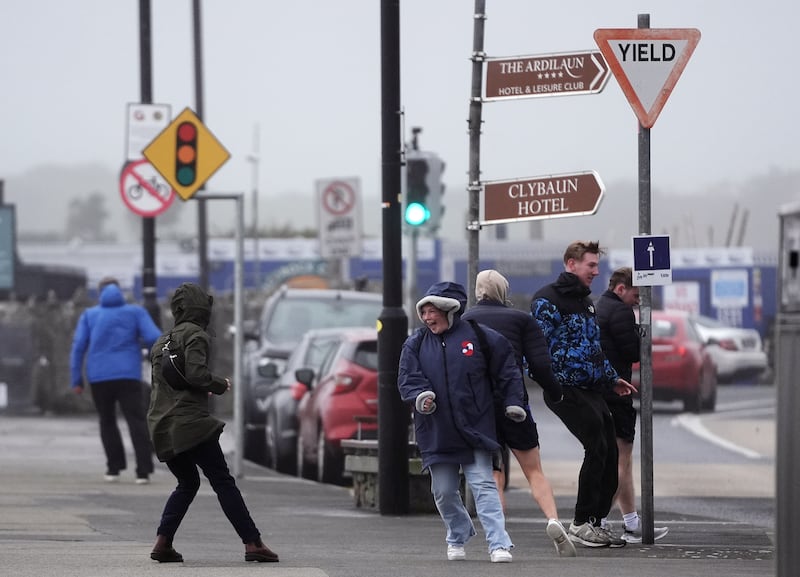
left=246, top=124, right=260, bottom=290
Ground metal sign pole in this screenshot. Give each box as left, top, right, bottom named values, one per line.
left=466, top=0, right=487, bottom=308
left=636, top=12, right=656, bottom=547
left=195, top=192, right=244, bottom=478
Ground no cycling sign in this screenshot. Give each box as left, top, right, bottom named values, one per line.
left=119, top=158, right=175, bottom=217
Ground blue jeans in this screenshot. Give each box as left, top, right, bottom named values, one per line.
left=428, top=449, right=513, bottom=553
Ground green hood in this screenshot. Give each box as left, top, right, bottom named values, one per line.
left=170, top=282, right=213, bottom=328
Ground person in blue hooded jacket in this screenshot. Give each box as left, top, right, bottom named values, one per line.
left=70, top=276, right=162, bottom=484
left=398, top=281, right=526, bottom=564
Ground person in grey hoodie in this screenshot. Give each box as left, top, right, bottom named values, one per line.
left=147, top=282, right=278, bottom=564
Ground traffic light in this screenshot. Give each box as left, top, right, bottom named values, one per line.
left=404, top=152, right=445, bottom=234
left=175, top=121, right=198, bottom=187
left=405, top=158, right=430, bottom=226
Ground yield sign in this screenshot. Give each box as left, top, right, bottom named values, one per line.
left=594, top=28, right=700, bottom=128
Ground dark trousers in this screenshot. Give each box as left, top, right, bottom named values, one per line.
left=89, top=379, right=153, bottom=478
left=157, top=435, right=261, bottom=544
left=544, top=386, right=619, bottom=525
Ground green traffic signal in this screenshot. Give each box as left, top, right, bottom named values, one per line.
left=405, top=201, right=430, bottom=226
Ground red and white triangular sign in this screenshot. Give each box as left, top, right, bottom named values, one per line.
left=594, top=28, right=700, bottom=128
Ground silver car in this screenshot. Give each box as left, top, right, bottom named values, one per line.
left=691, top=314, right=767, bottom=384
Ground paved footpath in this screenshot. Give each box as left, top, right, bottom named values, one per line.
left=0, top=414, right=776, bottom=577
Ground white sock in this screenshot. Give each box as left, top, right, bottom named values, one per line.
left=623, top=512, right=639, bottom=532
left=600, top=517, right=608, bottom=528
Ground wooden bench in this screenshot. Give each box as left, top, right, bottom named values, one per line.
left=342, top=438, right=437, bottom=513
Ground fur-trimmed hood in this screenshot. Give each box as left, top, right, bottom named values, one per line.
left=415, top=281, right=467, bottom=327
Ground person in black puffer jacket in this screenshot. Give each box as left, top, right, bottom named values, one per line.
left=596, top=267, right=668, bottom=543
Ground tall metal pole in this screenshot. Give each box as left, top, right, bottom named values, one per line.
left=139, top=0, right=160, bottom=325
left=247, top=124, right=261, bottom=290
left=192, top=0, right=209, bottom=291
left=194, top=193, right=245, bottom=477
left=636, top=11, right=656, bottom=548
left=466, top=0, right=487, bottom=308
left=233, top=193, right=244, bottom=477
left=776, top=203, right=800, bottom=577
left=377, top=0, right=409, bottom=515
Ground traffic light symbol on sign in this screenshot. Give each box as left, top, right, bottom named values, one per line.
left=142, top=107, right=230, bottom=200
left=175, top=121, right=198, bottom=187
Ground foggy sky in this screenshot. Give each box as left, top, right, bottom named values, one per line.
left=1, top=0, right=797, bottom=248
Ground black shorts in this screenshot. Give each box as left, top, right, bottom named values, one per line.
left=604, top=393, right=636, bottom=443
left=495, top=405, right=540, bottom=451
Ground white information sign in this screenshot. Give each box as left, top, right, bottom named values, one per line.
left=315, top=177, right=362, bottom=259
left=126, top=103, right=171, bottom=161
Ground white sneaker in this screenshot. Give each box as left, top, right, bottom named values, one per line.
left=489, top=548, right=512, bottom=563
left=446, top=544, right=465, bottom=561
left=103, top=473, right=120, bottom=483
left=546, top=519, right=577, bottom=557
left=135, top=476, right=150, bottom=485
left=623, top=525, right=669, bottom=543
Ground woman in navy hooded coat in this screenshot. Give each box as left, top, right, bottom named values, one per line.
left=398, top=281, right=526, bottom=563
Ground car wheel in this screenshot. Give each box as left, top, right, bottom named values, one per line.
left=297, top=436, right=315, bottom=480
left=317, top=429, right=344, bottom=485
left=265, top=410, right=295, bottom=474
left=701, top=369, right=718, bottom=412
left=683, top=382, right=702, bottom=414
left=264, top=410, right=278, bottom=469
left=244, top=428, right=267, bottom=465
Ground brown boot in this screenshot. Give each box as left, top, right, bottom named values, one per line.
left=150, top=534, right=184, bottom=563
left=245, top=538, right=279, bottom=562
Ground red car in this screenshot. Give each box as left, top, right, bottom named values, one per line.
left=632, top=309, right=717, bottom=413
left=295, top=327, right=378, bottom=485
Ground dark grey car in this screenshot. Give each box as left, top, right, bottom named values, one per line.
left=241, top=286, right=382, bottom=468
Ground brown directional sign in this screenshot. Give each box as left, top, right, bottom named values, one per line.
left=484, top=50, right=610, bottom=100
left=481, top=171, right=604, bottom=225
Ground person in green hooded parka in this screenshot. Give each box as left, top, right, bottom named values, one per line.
left=147, top=282, right=278, bottom=564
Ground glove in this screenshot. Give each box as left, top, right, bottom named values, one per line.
left=415, top=391, right=437, bottom=414
left=505, top=405, right=526, bottom=422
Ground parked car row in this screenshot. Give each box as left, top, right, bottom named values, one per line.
left=241, top=286, right=382, bottom=465
left=632, top=309, right=767, bottom=413
left=633, top=309, right=718, bottom=413
left=241, top=287, right=768, bottom=483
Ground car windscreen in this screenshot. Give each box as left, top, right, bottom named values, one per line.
left=265, top=298, right=381, bottom=345
left=352, top=340, right=378, bottom=371
left=694, top=315, right=727, bottom=329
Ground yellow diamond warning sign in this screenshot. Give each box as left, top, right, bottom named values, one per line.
left=143, top=107, right=230, bottom=200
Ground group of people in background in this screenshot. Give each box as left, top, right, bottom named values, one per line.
left=399, top=240, right=667, bottom=563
